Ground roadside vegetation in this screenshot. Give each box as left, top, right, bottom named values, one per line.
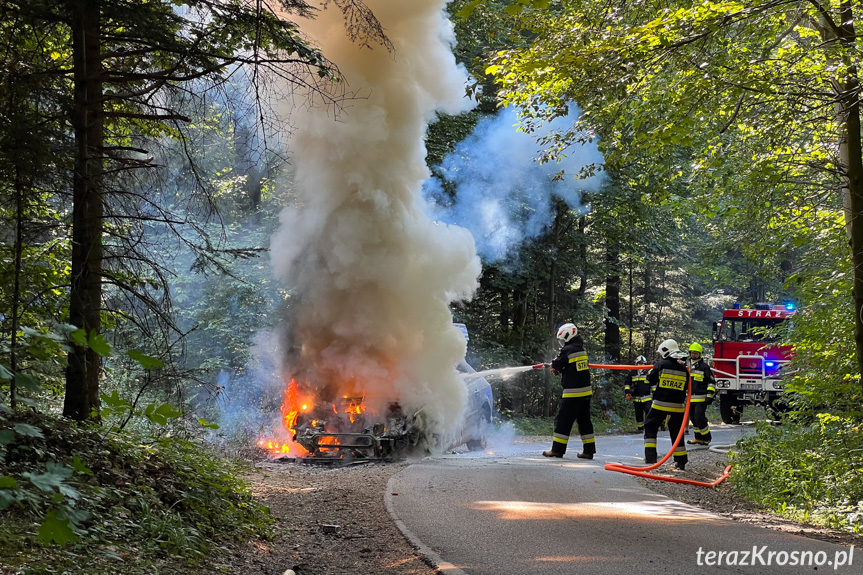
left=734, top=420, right=863, bottom=533
left=0, top=410, right=271, bottom=575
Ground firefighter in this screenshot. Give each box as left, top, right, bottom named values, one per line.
left=686, top=342, right=716, bottom=445
left=643, top=339, right=689, bottom=471
left=625, top=355, right=652, bottom=432
left=542, top=323, right=596, bottom=459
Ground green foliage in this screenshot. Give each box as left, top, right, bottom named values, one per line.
left=100, top=389, right=189, bottom=430
left=510, top=415, right=554, bottom=435
left=733, top=420, right=863, bottom=532
left=488, top=0, right=845, bottom=315
left=0, top=416, right=89, bottom=547
left=126, top=349, right=164, bottom=370
left=0, top=410, right=272, bottom=573
left=782, top=213, right=861, bottom=412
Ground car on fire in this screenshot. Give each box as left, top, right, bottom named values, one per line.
left=282, top=324, right=493, bottom=460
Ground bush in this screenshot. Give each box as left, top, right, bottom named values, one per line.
left=732, top=417, right=863, bottom=533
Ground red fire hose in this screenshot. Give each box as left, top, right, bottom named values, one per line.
left=534, top=362, right=732, bottom=488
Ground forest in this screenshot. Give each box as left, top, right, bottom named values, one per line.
left=1, top=0, right=862, bottom=572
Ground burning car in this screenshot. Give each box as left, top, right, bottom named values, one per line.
left=258, top=323, right=494, bottom=460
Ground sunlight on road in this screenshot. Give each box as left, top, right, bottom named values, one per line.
left=471, top=499, right=722, bottom=522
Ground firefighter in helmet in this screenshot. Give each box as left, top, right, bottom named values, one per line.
left=686, top=342, right=716, bottom=445
left=643, top=339, right=689, bottom=471
left=542, top=323, right=596, bottom=459
left=625, top=355, right=652, bottom=432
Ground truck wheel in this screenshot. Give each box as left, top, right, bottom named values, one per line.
left=719, top=394, right=737, bottom=424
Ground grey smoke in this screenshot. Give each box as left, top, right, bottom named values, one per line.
left=423, top=105, right=605, bottom=263
left=267, top=1, right=482, bottom=445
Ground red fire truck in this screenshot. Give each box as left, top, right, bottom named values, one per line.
left=711, top=303, right=796, bottom=423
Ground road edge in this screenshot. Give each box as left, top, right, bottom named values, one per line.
left=385, top=469, right=470, bottom=575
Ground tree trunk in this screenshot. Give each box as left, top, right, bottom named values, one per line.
left=10, top=166, right=23, bottom=410
left=819, top=1, right=863, bottom=384
left=500, top=288, right=510, bottom=332
left=575, top=216, right=587, bottom=302
left=544, top=200, right=567, bottom=417
left=604, top=245, right=621, bottom=362
left=628, top=257, right=634, bottom=361
left=544, top=258, right=556, bottom=417
left=643, top=261, right=652, bottom=356
left=64, top=0, right=104, bottom=421
left=234, top=122, right=263, bottom=214
left=837, top=5, right=863, bottom=383
left=514, top=287, right=527, bottom=358
left=843, top=85, right=863, bottom=382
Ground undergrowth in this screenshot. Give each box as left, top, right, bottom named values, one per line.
left=733, top=418, right=863, bottom=533
left=0, top=410, right=272, bottom=575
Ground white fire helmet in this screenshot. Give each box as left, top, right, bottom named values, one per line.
left=556, top=323, right=578, bottom=346
left=635, top=355, right=648, bottom=364
left=657, top=339, right=680, bottom=359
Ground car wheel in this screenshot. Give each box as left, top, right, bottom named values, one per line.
left=466, top=405, right=490, bottom=451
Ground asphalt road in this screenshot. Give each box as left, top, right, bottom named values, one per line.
left=386, top=425, right=857, bottom=575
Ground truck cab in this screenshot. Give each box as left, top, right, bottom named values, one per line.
left=711, top=303, right=795, bottom=423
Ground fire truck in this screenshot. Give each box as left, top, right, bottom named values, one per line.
left=711, top=303, right=796, bottom=424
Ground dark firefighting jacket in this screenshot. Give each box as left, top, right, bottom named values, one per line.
left=625, top=369, right=652, bottom=400
left=550, top=336, right=592, bottom=398
left=646, top=357, right=689, bottom=412
left=688, top=358, right=716, bottom=402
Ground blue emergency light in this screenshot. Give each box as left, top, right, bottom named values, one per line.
left=765, top=361, right=776, bottom=368
left=785, top=302, right=796, bottom=311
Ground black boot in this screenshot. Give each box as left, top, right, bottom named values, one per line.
left=645, top=447, right=658, bottom=464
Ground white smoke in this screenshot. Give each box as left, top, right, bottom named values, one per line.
left=269, top=1, right=480, bottom=438
left=424, top=105, right=605, bottom=263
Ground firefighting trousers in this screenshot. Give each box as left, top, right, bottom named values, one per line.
left=633, top=398, right=652, bottom=431
left=643, top=407, right=687, bottom=466
left=550, top=396, right=596, bottom=455
left=688, top=401, right=712, bottom=443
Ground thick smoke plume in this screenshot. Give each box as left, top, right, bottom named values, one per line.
left=424, top=106, right=605, bottom=263
left=269, top=2, right=480, bottom=440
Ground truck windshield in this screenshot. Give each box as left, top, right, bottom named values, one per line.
left=720, top=319, right=782, bottom=342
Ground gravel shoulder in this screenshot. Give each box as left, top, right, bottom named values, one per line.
left=214, top=459, right=438, bottom=575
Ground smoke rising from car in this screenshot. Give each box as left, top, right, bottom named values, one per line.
left=423, top=105, right=605, bottom=264
left=268, top=2, right=481, bottom=439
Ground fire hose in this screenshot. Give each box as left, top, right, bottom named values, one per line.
left=532, top=362, right=732, bottom=488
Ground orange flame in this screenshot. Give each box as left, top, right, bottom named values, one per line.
left=253, top=378, right=312, bottom=457
left=259, top=378, right=374, bottom=457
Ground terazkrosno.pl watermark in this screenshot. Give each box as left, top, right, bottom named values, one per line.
left=696, top=546, right=855, bottom=570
